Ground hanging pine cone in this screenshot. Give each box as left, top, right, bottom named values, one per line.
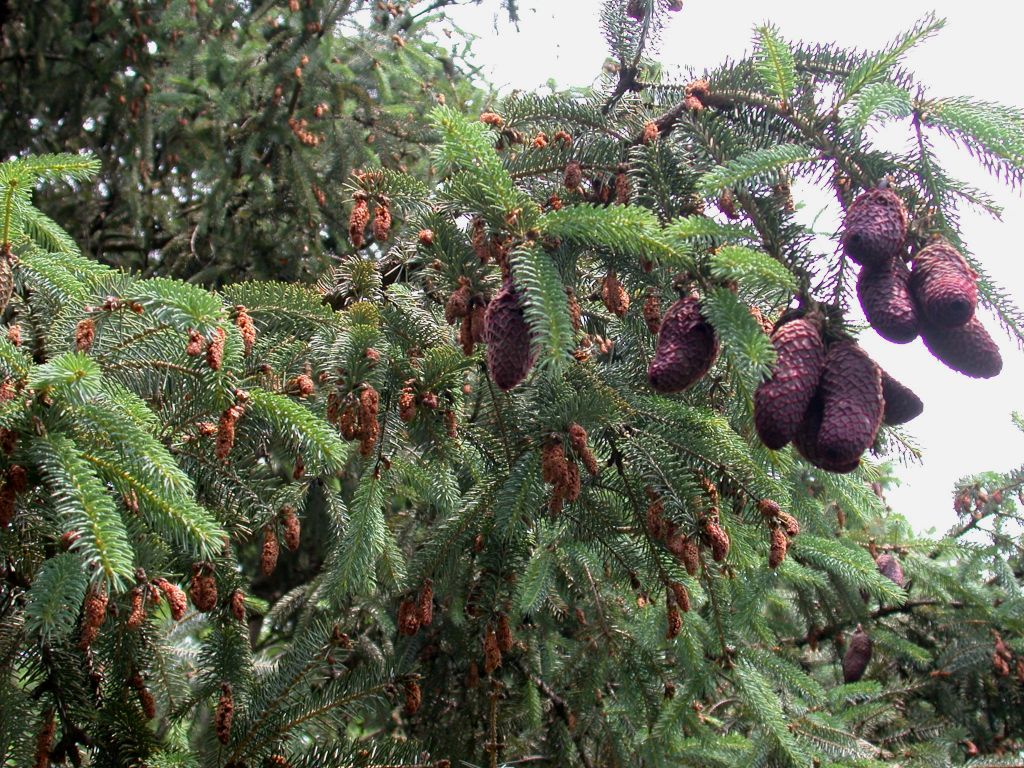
left=79, top=584, right=108, bottom=649
left=280, top=506, right=301, bottom=552
left=230, top=589, right=246, bottom=622
left=815, top=341, right=883, bottom=468
left=880, top=370, right=924, bottom=425
left=126, top=586, right=146, bottom=629
left=216, top=405, right=243, bottom=460
left=358, top=385, right=380, bottom=457
left=647, top=295, right=718, bottom=394
left=348, top=192, right=370, bottom=248
left=601, top=269, right=629, bottom=317
left=260, top=526, right=279, bottom=575
left=566, top=286, right=582, bottom=332
left=403, top=679, right=422, bottom=716
left=669, top=581, right=690, bottom=612
left=567, top=423, right=600, bottom=476
left=753, top=316, right=826, bottom=449
left=497, top=613, right=514, bottom=652
left=215, top=683, right=234, bottom=744
left=842, top=625, right=873, bottom=683
left=908, top=240, right=977, bottom=328
left=665, top=601, right=681, bottom=639
left=445, top=278, right=471, bottom=325
left=33, top=710, right=55, bottom=768
left=564, top=161, right=583, bottom=191
left=189, top=565, right=218, bottom=612
left=777, top=512, right=800, bottom=538
left=875, top=553, right=905, bottom=588
left=132, top=672, right=157, bottom=720
left=206, top=327, right=226, bottom=371
left=398, top=386, right=417, bottom=423
left=234, top=306, right=256, bottom=356
left=642, top=291, right=661, bottom=334
left=674, top=534, right=701, bottom=576
left=857, top=257, right=919, bottom=343
left=841, top=187, right=908, bottom=267
left=398, top=598, right=420, bottom=636
left=483, top=623, right=502, bottom=674
left=705, top=520, right=730, bottom=562
left=372, top=198, right=392, bottom=242
left=418, top=579, right=434, bottom=627
left=484, top=279, right=535, bottom=391
left=75, top=318, right=97, bottom=352
left=920, top=315, right=1002, bottom=379
left=768, top=526, right=787, bottom=568
left=792, top=393, right=861, bottom=474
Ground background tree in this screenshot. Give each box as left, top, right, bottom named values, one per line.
left=0, top=0, right=515, bottom=283
left=2, top=2, right=1024, bottom=768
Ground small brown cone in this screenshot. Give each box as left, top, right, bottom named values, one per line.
left=155, top=579, right=187, bottom=621
left=497, top=613, right=514, bottom=652
left=418, top=579, right=434, bottom=627
left=234, top=306, right=256, bottom=356
left=403, top=679, right=422, bottom=716
left=230, top=589, right=246, bottom=622
left=768, top=527, right=787, bottom=569
left=483, top=623, right=502, bottom=674
left=564, top=161, right=583, bottom=191
left=642, top=291, right=661, bottom=335
left=372, top=200, right=392, bottom=242
left=665, top=601, right=681, bottom=639
left=842, top=625, right=872, bottom=683
left=206, top=327, right=226, bottom=371
left=567, top=423, right=599, bottom=476
left=189, top=567, right=218, bottom=613
left=215, top=683, right=234, bottom=744
left=75, top=319, right=97, bottom=352
left=669, top=581, right=690, bottom=613
left=705, top=520, right=730, bottom=562
left=349, top=194, right=370, bottom=249
left=0, top=246, right=13, bottom=314
left=260, top=526, right=279, bottom=575
left=601, top=269, right=629, bottom=317
left=398, top=598, right=420, bottom=636
left=280, top=506, right=301, bottom=552
left=214, top=405, right=240, bottom=459
left=875, top=553, right=905, bottom=588
left=126, top=587, right=146, bottom=629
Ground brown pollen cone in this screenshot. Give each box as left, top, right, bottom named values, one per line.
left=126, top=587, right=146, bottom=629
left=669, top=581, right=690, bottom=612
left=601, top=269, right=630, bottom=317
left=665, top=601, right=681, bottom=639
left=564, top=161, right=583, bottom=191
left=647, top=295, right=718, bottom=394
left=155, top=579, right=187, bottom=621
left=75, top=318, right=96, bottom=352
left=768, top=526, right=787, bottom=568
left=260, top=525, right=279, bottom=575
left=33, top=710, right=55, bottom=768
left=483, top=623, right=502, bottom=674
left=372, top=200, right=392, bottom=242
left=418, top=579, right=434, bottom=627
left=403, top=679, right=422, bottom=716
left=909, top=240, right=977, bottom=329
left=206, top=327, right=226, bottom=371
left=215, top=683, right=234, bottom=744
left=348, top=194, right=370, bottom=249
left=642, top=291, right=661, bottom=334
left=230, top=589, right=246, bottom=622
left=857, top=257, right=919, bottom=343
left=281, top=506, right=301, bottom=552
left=484, top=280, right=535, bottom=391
left=234, top=306, right=256, bottom=356
left=754, top=316, right=826, bottom=449
left=444, top=278, right=471, bottom=325
left=841, top=187, right=908, bottom=268
left=705, top=520, right=730, bottom=562
left=497, top=613, right=514, bottom=652
left=189, top=567, right=218, bottom=612
left=815, top=341, right=883, bottom=468
left=568, top=423, right=600, bottom=476
left=398, top=598, right=420, bottom=636
left=880, top=370, right=924, bottom=425
left=920, top=315, right=1002, bottom=379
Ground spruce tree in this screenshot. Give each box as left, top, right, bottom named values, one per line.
left=3, top=2, right=1024, bottom=767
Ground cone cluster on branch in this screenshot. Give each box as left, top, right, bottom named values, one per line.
left=647, top=294, right=719, bottom=394
left=846, top=187, right=1001, bottom=378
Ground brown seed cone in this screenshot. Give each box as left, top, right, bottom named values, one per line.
left=768, top=526, right=787, bottom=568
left=189, top=572, right=218, bottom=612
left=497, top=613, right=514, bottom=652
left=541, top=441, right=569, bottom=487
left=33, top=710, right=55, bottom=768
left=215, top=683, right=234, bottom=744
left=920, top=315, right=1002, bottom=379
left=206, top=327, right=226, bottom=371
left=483, top=623, right=502, bottom=674
left=875, top=553, right=905, bottom=588
left=444, top=282, right=471, bottom=325
left=647, top=296, right=718, bottom=394
left=880, top=370, right=924, bottom=426
left=754, top=317, right=827, bottom=449
left=126, top=587, right=146, bottom=629
left=564, top=161, right=583, bottom=191
left=348, top=196, right=370, bottom=249
left=566, top=287, right=582, bottom=332
left=792, top=392, right=861, bottom=473
left=909, top=240, right=977, bottom=329
left=841, top=188, right=908, bottom=267
left=665, top=602, right=681, bottom=639
left=601, top=269, right=629, bottom=318
left=777, top=512, right=800, bottom=538
left=418, top=579, right=434, bottom=627
left=234, top=306, right=256, bottom=356
left=75, top=318, right=97, bottom=352
left=281, top=506, right=301, bottom=552
left=816, top=341, right=883, bottom=467
left=398, top=389, right=417, bottom=423
left=186, top=328, right=204, bottom=356
left=398, top=598, right=420, bottom=636
left=230, top=589, right=246, bottom=622
left=642, top=292, right=661, bottom=334
left=459, top=313, right=475, bottom=356
left=260, top=526, right=279, bottom=576
left=857, top=257, right=920, bottom=343
left=705, top=521, right=730, bottom=562
left=669, top=581, right=690, bottom=613
left=842, top=625, right=873, bottom=683
left=567, top=423, right=599, bottom=476
left=403, top=679, right=422, bottom=716
left=485, top=280, right=535, bottom=391
left=372, top=202, right=392, bottom=242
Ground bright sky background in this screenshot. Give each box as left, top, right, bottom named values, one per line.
left=442, top=0, right=1024, bottom=534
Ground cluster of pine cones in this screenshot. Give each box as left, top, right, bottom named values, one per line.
left=846, top=187, right=1002, bottom=379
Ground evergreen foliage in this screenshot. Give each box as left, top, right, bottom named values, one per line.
left=2, top=2, right=1024, bottom=767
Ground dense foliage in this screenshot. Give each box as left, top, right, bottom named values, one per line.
left=2, top=2, right=1024, bottom=767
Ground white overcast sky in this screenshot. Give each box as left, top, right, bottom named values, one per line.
left=441, top=1, right=1024, bottom=534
